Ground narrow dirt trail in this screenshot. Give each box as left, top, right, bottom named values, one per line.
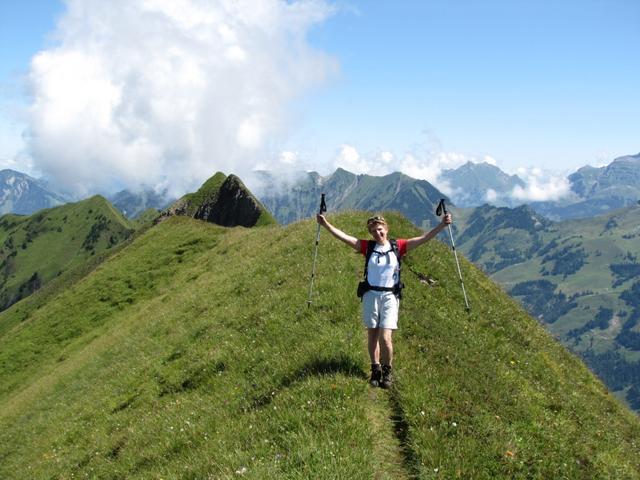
left=366, top=386, right=418, bottom=479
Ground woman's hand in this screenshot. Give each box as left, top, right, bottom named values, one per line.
left=316, top=213, right=328, bottom=227
left=442, top=213, right=452, bottom=225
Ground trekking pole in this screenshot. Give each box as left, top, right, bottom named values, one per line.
left=307, top=193, right=327, bottom=307
left=436, top=199, right=471, bottom=312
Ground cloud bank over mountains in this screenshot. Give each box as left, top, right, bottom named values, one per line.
left=331, top=144, right=571, bottom=203
left=22, top=0, right=574, bottom=203
left=26, top=0, right=336, bottom=198
left=511, top=167, right=571, bottom=202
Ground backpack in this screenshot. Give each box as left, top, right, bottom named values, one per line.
left=357, top=239, right=404, bottom=300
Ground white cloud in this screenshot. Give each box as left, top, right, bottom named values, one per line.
left=332, top=146, right=401, bottom=177
left=0, top=156, right=30, bottom=173
left=25, top=0, right=337, bottom=198
left=394, top=151, right=473, bottom=194
left=327, top=143, right=573, bottom=205
left=333, top=144, right=364, bottom=173
left=330, top=142, right=504, bottom=196
left=0, top=113, right=30, bottom=173
left=279, top=150, right=298, bottom=165
left=483, top=155, right=497, bottom=166
left=378, top=150, right=394, bottom=168
left=485, top=188, right=498, bottom=202
left=510, top=167, right=571, bottom=202
left=593, top=151, right=613, bottom=168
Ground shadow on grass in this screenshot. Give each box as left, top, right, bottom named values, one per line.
left=387, top=387, right=422, bottom=479
left=249, top=354, right=367, bottom=410
left=248, top=354, right=422, bottom=478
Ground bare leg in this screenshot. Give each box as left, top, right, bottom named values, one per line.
left=367, top=328, right=380, bottom=364
left=379, top=328, right=393, bottom=366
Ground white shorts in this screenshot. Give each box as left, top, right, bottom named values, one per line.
left=362, top=290, right=399, bottom=330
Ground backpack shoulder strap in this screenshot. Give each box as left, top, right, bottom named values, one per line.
left=366, top=240, right=377, bottom=258
left=390, top=239, right=401, bottom=264
left=363, top=240, right=376, bottom=279
left=390, top=239, right=404, bottom=298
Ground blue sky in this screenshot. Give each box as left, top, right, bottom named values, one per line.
left=0, top=0, right=64, bottom=162
left=0, top=0, right=638, bottom=197
left=299, top=1, right=640, bottom=170
left=0, top=1, right=65, bottom=78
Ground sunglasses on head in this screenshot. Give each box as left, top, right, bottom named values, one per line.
left=367, top=216, right=386, bottom=225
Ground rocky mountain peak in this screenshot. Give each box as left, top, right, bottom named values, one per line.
left=161, top=172, right=276, bottom=227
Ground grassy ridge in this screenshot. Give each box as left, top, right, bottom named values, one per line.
left=0, top=195, right=134, bottom=312
left=0, top=213, right=639, bottom=479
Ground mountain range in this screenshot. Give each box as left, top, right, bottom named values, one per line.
left=0, top=169, right=66, bottom=215
left=531, top=153, right=640, bottom=219
left=5, top=152, right=639, bottom=221
left=439, top=161, right=526, bottom=208
left=251, top=168, right=448, bottom=229
left=443, top=153, right=640, bottom=219
left=442, top=152, right=637, bottom=219
left=253, top=152, right=640, bottom=224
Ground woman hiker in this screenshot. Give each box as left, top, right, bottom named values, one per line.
left=315, top=212, right=453, bottom=388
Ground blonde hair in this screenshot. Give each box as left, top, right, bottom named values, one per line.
left=367, top=215, right=388, bottom=230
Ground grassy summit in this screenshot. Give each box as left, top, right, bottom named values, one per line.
left=0, top=212, right=638, bottom=479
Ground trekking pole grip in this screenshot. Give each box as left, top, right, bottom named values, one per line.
left=319, top=193, right=327, bottom=214
left=436, top=198, right=448, bottom=217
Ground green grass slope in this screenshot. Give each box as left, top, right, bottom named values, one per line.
left=487, top=206, right=640, bottom=409
left=0, top=213, right=639, bottom=479
left=0, top=195, right=134, bottom=312
left=453, top=204, right=640, bottom=410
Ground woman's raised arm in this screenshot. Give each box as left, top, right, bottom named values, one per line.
left=317, top=214, right=360, bottom=252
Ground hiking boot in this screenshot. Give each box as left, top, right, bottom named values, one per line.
left=381, top=365, right=393, bottom=389
left=369, top=364, right=382, bottom=387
